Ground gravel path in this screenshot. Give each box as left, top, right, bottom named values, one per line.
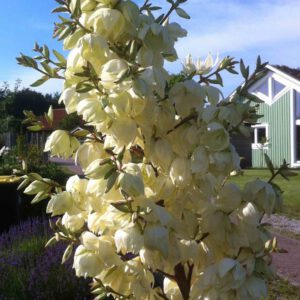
left=49, top=157, right=83, bottom=175
left=272, top=234, right=300, bottom=286
left=263, top=214, right=300, bottom=235
left=263, top=214, right=300, bottom=286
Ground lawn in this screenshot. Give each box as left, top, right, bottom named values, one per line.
left=231, top=169, right=300, bottom=220
left=267, top=278, right=300, bottom=299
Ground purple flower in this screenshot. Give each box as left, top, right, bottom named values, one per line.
left=0, top=218, right=92, bottom=300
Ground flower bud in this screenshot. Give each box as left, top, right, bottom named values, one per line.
left=46, top=191, right=73, bottom=216
left=78, top=33, right=112, bottom=72
left=24, top=180, right=50, bottom=195
left=169, top=157, right=192, bottom=188
left=191, top=146, right=209, bottom=175
left=44, top=130, right=80, bottom=158
left=169, top=80, right=205, bottom=118
left=85, top=159, right=114, bottom=179
left=62, top=212, right=85, bottom=232
left=114, top=226, right=144, bottom=254
left=86, top=8, right=126, bottom=41
left=73, top=245, right=103, bottom=278
left=204, top=122, right=230, bottom=152
left=75, top=142, right=106, bottom=170
left=99, top=59, right=129, bottom=91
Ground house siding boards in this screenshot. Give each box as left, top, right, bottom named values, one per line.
left=252, top=91, right=291, bottom=168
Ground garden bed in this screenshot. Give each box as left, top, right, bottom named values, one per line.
left=0, top=218, right=92, bottom=300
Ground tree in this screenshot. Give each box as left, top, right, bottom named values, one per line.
left=0, top=85, right=60, bottom=134
left=58, top=112, right=82, bottom=131
left=18, top=1, right=292, bottom=299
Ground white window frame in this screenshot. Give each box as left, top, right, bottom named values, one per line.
left=251, top=123, right=269, bottom=150
left=249, top=71, right=290, bottom=106
left=296, top=122, right=300, bottom=164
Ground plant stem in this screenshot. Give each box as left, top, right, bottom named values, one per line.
left=160, top=0, right=180, bottom=25
left=174, top=263, right=193, bottom=300
left=167, top=112, right=197, bottom=134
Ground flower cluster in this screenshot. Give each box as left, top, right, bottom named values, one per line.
left=18, top=0, right=282, bottom=299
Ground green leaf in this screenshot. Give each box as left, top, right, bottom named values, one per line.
left=114, top=68, right=130, bottom=84
left=27, top=124, right=44, bottom=132
left=227, top=68, right=239, bottom=75
left=41, top=61, right=54, bottom=76
left=264, top=153, right=275, bottom=175
left=110, top=200, right=131, bottom=213
left=72, top=0, right=81, bottom=18
left=28, top=172, right=43, bottom=181
left=73, top=129, right=89, bottom=138
left=256, top=55, right=262, bottom=69
left=175, top=7, right=190, bottom=19
left=52, top=6, right=69, bottom=13
left=76, top=82, right=94, bottom=93
left=17, top=54, right=38, bottom=68
left=280, top=169, right=298, bottom=178
left=105, top=172, right=119, bottom=194
left=155, top=14, right=165, bottom=23
left=150, top=6, right=162, bottom=11
left=47, top=105, right=54, bottom=124
left=43, top=45, right=50, bottom=59
left=58, top=26, right=73, bottom=41
left=279, top=170, right=289, bottom=181
left=17, top=178, right=30, bottom=191
left=104, top=167, right=117, bottom=180
left=55, top=0, right=66, bottom=5
left=45, top=236, right=57, bottom=248
left=53, top=49, right=66, bottom=64
left=216, top=73, right=223, bottom=86
left=117, top=146, right=126, bottom=162
left=62, top=244, right=73, bottom=264
left=240, top=59, right=249, bottom=79
left=30, top=75, right=49, bottom=87
left=269, top=182, right=283, bottom=194
left=31, top=191, right=49, bottom=204
left=100, top=97, right=109, bottom=109
left=94, top=293, right=108, bottom=300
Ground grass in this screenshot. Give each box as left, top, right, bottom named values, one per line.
left=231, top=169, right=300, bottom=220
left=267, top=278, right=300, bottom=299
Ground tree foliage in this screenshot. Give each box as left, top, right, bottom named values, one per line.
left=0, top=84, right=60, bottom=133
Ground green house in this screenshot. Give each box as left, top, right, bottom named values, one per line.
left=246, top=65, right=300, bottom=168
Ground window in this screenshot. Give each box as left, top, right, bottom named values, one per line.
left=273, top=80, right=285, bottom=97
left=251, top=124, right=269, bottom=149
left=255, top=81, right=269, bottom=97
left=297, top=125, right=300, bottom=161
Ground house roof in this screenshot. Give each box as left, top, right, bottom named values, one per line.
left=40, top=108, right=67, bottom=131
left=230, top=64, right=300, bottom=99
left=272, top=65, right=300, bottom=81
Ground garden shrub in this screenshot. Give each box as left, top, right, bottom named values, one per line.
left=16, top=0, right=296, bottom=299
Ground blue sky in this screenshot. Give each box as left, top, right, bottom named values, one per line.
left=1, top=0, right=300, bottom=96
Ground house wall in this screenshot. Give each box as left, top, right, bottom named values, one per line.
left=252, top=91, right=291, bottom=168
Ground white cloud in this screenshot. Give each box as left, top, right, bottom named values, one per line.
left=176, top=0, right=300, bottom=58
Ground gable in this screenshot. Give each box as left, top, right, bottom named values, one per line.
left=248, top=65, right=300, bottom=106
left=249, top=70, right=289, bottom=105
